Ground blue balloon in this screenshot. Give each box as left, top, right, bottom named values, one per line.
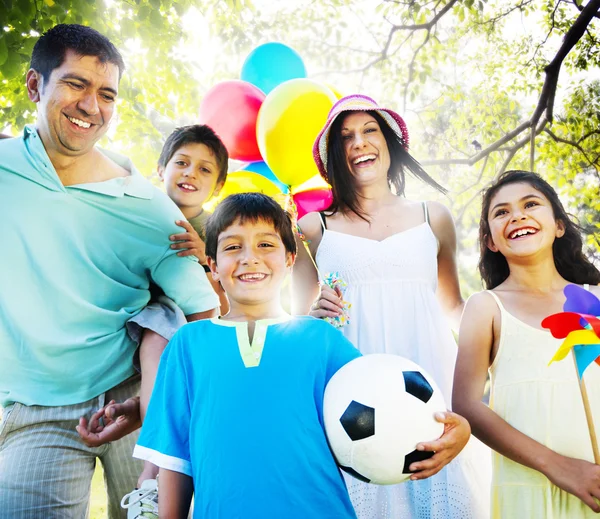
left=241, top=43, right=307, bottom=95
left=242, top=161, right=289, bottom=194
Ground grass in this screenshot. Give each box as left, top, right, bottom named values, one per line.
left=90, top=464, right=108, bottom=519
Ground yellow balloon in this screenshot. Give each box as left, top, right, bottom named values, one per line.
left=204, top=171, right=283, bottom=211
left=291, top=173, right=331, bottom=194
left=257, top=79, right=337, bottom=188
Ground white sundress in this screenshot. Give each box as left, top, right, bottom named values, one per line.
left=315, top=204, right=490, bottom=519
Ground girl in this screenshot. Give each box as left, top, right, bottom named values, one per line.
left=453, top=170, right=600, bottom=518
left=293, top=94, right=488, bottom=519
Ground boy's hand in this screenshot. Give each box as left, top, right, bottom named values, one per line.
left=170, top=220, right=207, bottom=265
left=408, top=411, right=471, bottom=480
left=76, top=397, right=142, bottom=447
left=309, top=284, right=343, bottom=319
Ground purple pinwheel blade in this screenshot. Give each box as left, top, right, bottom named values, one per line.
left=564, top=285, right=600, bottom=315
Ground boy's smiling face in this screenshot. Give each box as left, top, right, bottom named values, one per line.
left=209, top=218, right=294, bottom=311
left=159, top=143, right=224, bottom=217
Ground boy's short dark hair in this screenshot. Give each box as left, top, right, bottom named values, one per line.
left=31, top=24, right=126, bottom=83
left=158, top=125, right=229, bottom=186
left=205, top=193, right=297, bottom=261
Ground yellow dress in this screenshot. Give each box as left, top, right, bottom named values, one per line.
left=487, top=291, right=600, bottom=519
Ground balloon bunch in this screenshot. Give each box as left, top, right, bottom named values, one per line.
left=198, top=42, right=341, bottom=217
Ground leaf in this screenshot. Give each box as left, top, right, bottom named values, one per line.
left=0, top=37, right=7, bottom=67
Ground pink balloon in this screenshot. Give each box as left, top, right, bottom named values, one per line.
left=293, top=188, right=333, bottom=219
left=199, top=80, right=265, bottom=161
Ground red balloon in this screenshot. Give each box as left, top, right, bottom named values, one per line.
left=199, top=80, right=265, bottom=161
left=293, top=188, right=333, bottom=220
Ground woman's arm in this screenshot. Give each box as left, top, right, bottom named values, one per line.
left=291, top=213, right=323, bottom=315
left=453, top=292, right=600, bottom=512
left=427, top=201, right=464, bottom=332
left=159, top=468, right=193, bottom=519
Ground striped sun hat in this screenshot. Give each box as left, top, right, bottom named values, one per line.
left=313, top=94, right=409, bottom=182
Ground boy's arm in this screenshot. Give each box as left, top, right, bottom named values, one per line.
left=159, top=468, right=193, bottom=519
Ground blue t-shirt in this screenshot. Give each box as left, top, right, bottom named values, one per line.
left=134, top=316, right=360, bottom=519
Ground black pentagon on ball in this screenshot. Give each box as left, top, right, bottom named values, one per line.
left=403, top=371, right=434, bottom=403
left=340, top=465, right=371, bottom=483
left=402, top=448, right=435, bottom=474
left=340, top=400, right=375, bottom=441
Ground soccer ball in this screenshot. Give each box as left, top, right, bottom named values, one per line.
left=323, top=354, right=446, bottom=485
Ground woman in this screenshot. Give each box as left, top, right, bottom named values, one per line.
left=293, top=95, right=489, bottom=519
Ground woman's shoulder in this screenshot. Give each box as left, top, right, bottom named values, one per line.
left=298, top=211, right=325, bottom=240
left=424, top=200, right=454, bottom=225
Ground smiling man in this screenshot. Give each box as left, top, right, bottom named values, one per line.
left=0, top=24, right=218, bottom=518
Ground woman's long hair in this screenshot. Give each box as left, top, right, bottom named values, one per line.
left=325, top=111, right=446, bottom=221
left=478, top=170, right=600, bottom=289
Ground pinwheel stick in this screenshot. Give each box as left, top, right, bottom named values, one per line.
left=572, top=350, right=600, bottom=464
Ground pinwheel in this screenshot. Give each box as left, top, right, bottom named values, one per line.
left=542, top=284, right=600, bottom=463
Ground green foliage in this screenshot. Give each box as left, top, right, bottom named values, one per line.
left=1, top=0, right=598, bottom=279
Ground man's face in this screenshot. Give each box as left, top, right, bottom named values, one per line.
left=27, top=50, right=120, bottom=158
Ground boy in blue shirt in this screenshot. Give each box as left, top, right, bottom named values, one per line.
left=133, top=193, right=361, bottom=518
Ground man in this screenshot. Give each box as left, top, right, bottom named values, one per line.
left=0, top=24, right=219, bottom=518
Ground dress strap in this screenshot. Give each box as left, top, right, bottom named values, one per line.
left=485, top=290, right=506, bottom=313
left=422, top=201, right=430, bottom=225
left=319, top=212, right=327, bottom=233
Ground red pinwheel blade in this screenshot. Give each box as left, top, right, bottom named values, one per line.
left=541, top=312, right=586, bottom=338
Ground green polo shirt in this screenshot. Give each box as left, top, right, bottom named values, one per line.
left=0, top=126, right=219, bottom=407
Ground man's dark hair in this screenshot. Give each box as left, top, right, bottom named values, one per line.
left=158, top=125, right=229, bottom=186
left=205, top=193, right=297, bottom=261
left=30, top=24, right=125, bottom=83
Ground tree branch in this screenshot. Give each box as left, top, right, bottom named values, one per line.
left=544, top=127, right=599, bottom=169
left=531, top=0, right=600, bottom=127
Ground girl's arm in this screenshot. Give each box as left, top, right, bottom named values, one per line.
left=453, top=292, right=600, bottom=512
left=158, top=468, right=193, bottom=519
left=427, top=201, right=464, bottom=332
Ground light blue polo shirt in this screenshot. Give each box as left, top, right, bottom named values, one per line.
left=0, top=126, right=219, bottom=407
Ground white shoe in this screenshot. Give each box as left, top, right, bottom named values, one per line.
left=121, top=478, right=158, bottom=519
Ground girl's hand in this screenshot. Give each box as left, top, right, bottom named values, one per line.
left=408, top=411, right=471, bottom=480
left=170, top=220, right=207, bottom=265
left=309, top=284, right=343, bottom=319
left=544, top=453, right=600, bottom=512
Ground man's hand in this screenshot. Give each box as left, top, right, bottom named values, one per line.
left=76, top=396, right=142, bottom=447
left=408, top=411, right=471, bottom=480
left=170, top=220, right=207, bottom=265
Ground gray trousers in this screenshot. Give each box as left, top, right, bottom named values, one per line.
left=0, top=375, right=143, bottom=519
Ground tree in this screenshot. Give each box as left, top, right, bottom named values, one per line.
left=2, top=0, right=598, bottom=293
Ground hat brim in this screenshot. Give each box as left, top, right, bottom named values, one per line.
left=313, top=100, right=409, bottom=182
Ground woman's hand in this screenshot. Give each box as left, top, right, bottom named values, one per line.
left=544, top=453, right=600, bottom=512
left=309, top=284, right=343, bottom=319
left=170, top=220, right=207, bottom=265
left=408, top=411, right=471, bottom=480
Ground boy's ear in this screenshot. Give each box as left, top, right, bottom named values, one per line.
left=485, top=234, right=499, bottom=253
left=157, top=165, right=165, bottom=181
left=286, top=252, right=296, bottom=269
left=207, top=256, right=219, bottom=280
left=211, top=180, right=225, bottom=199
left=556, top=219, right=566, bottom=238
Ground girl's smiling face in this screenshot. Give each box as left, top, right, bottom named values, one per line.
left=486, top=182, right=565, bottom=259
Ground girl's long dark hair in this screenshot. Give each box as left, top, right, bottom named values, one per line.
left=325, top=111, right=446, bottom=221
left=478, top=170, right=600, bottom=289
